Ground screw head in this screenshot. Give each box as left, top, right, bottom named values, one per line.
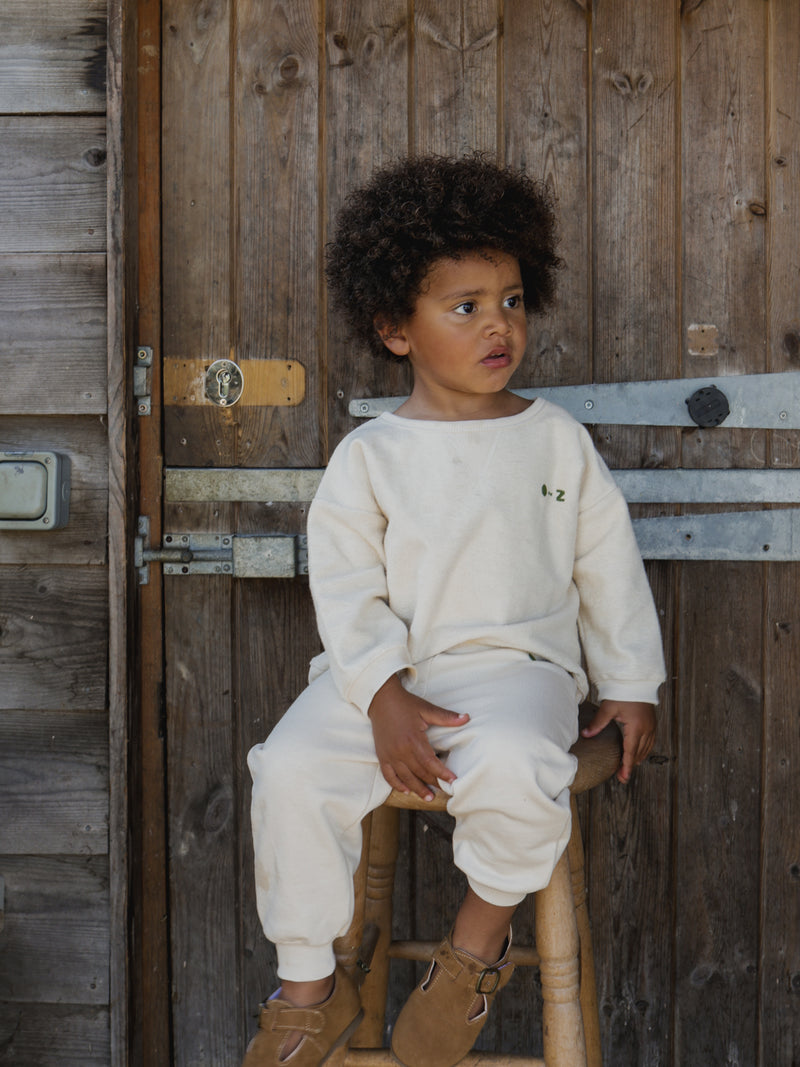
left=584, top=399, right=594, bottom=410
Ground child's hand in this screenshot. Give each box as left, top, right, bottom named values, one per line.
left=581, top=700, right=656, bottom=784
left=368, top=675, right=468, bottom=801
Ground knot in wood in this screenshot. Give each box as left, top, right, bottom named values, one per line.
left=278, top=55, right=300, bottom=84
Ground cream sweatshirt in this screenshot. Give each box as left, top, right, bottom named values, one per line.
left=307, top=399, right=666, bottom=714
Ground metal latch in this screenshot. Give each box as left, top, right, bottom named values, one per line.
left=135, top=346, right=153, bottom=416
left=135, top=517, right=308, bottom=584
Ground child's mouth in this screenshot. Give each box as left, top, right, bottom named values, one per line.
left=481, top=350, right=512, bottom=368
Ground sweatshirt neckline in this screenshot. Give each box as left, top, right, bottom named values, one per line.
left=378, top=397, right=545, bottom=431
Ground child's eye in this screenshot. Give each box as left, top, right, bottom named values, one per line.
left=504, top=294, right=523, bottom=309
left=454, top=301, right=477, bottom=315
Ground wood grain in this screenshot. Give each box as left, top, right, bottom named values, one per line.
left=0, top=709, right=108, bottom=854
left=0, top=119, right=107, bottom=253
left=413, top=0, right=499, bottom=156
left=761, top=6, right=800, bottom=1062
left=0, top=565, right=107, bottom=711
left=0, top=1003, right=109, bottom=1067
left=0, top=856, right=109, bottom=1004
left=165, top=504, right=240, bottom=1067
left=233, top=0, right=322, bottom=468
left=324, top=0, right=412, bottom=450
left=0, top=0, right=107, bottom=114
left=162, top=0, right=233, bottom=467
left=504, top=0, right=591, bottom=388
left=0, top=255, right=107, bottom=415
left=589, top=1, right=679, bottom=1062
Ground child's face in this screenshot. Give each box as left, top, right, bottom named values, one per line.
left=380, top=250, right=527, bottom=415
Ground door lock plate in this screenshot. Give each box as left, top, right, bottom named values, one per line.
left=205, top=359, right=244, bottom=407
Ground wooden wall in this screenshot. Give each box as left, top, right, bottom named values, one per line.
left=152, top=1, right=800, bottom=1065
left=0, top=1, right=132, bottom=1063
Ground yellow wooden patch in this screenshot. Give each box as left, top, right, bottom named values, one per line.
left=163, top=359, right=305, bottom=407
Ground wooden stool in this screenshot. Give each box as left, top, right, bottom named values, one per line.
left=332, top=710, right=622, bottom=1067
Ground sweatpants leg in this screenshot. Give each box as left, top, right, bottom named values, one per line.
left=247, top=670, right=391, bottom=982
left=420, top=649, right=580, bottom=907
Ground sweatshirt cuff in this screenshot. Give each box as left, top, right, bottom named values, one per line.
left=347, top=646, right=416, bottom=715
left=595, top=679, right=662, bottom=705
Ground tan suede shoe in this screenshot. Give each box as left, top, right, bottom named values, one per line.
left=390, top=932, right=515, bottom=1067
left=242, top=965, right=362, bottom=1066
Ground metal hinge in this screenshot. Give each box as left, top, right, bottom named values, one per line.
left=134, top=517, right=308, bottom=584
left=134, top=345, right=153, bottom=416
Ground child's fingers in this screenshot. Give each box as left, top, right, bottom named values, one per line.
left=379, top=759, right=437, bottom=802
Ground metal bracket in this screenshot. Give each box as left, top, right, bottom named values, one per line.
left=135, top=345, right=153, bottom=416
left=134, top=517, right=308, bottom=583
left=350, top=371, right=800, bottom=428
left=633, top=509, right=800, bottom=561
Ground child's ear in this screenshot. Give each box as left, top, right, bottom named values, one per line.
left=374, top=315, right=410, bottom=358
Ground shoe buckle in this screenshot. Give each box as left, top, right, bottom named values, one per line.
left=475, top=966, right=501, bottom=995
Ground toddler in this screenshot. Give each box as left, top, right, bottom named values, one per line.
left=243, top=154, right=665, bottom=1067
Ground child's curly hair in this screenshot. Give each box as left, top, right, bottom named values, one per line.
left=325, top=153, right=562, bottom=359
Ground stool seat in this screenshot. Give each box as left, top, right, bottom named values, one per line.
left=333, top=708, right=622, bottom=1067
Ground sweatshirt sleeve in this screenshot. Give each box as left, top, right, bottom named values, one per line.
left=572, top=440, right=666, bottom=705
left=306, top=437, right=414, bottom=714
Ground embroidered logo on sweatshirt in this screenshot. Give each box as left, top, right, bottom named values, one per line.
left=541, top=484, right=566, bottom=502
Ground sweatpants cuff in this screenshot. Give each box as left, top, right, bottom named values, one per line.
left=276, top=943, right=337, bottom=983
left=467, top=877, right=527, bottom=909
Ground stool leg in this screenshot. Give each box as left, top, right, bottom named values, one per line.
left=535, top=849, right=587, bottom=1066
left=351, top=805, right=400, bottom=1048
left=567, top=797, right=602, bottom=1067
left=334, top=813, right=373, bottom=981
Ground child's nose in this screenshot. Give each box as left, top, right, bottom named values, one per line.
left=485, top=307, right=514, bottom=334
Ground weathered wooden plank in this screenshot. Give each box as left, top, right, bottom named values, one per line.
left=0, top=415, right=109, bottom=487
left=324, top=0, right=412, bottom=451
left=0, top=255, right=107, bottom=415
left=165, top=503, right=240, bottom=1067
left=767, top=0, right=800, bottom=469
left=761, top=566, right=800, bottom=1066
left=504, top=0, right=589, bottom=393
left=589, top=2, right=680, bottom=1062
left=0, top=710, right=108, bottom=855
left=0, top=566, right=107, bottom=710
left=0, top=1003, right=109, bottom=1066
left=106, top=2, right=137, bottom=1059
left=0, top=415, right=108, bottom=562
left=0, top=0, right=107, bottom=114
left=413, top=0, right=499, bottom=156
left=674, top=564, right=762, bottom=1064
left=134, top=0, right=170, bottom=1060
left=236, top=502, right=322, bottom=1044
left=162, top=0, right=233, bottom=467
left=233, top=0, right=323, bottom=468
left=761, top=8, right=800, bottom=1063
left=0, top=855, right=109, bottom=1004
left=0, top=119, right=107, bottom=254
left=0, top=490, right=107, bottom=565
left=675, top=4, right=767, bottom=1062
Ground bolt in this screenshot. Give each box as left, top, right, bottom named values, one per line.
left=584, top=399, right=594, bottom=410
left=359, top=402, right=370, bottom=413
left=223, top=564, right=232, bottom=573
left=138, top=402, right=149, bottom=414
left=137, top=348, right=148, bottom=361
left=780, top=411, right=788, bottom=420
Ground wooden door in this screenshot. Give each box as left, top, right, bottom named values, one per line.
left=137, top=1, right=800, bottom=1064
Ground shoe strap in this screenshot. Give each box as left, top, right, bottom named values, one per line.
left=260, top=1001, right=323, bottom=1036
left=433, top=938, right=515, bottom=995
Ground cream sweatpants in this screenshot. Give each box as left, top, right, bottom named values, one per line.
left=248, top=646, right=580, bottom=982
